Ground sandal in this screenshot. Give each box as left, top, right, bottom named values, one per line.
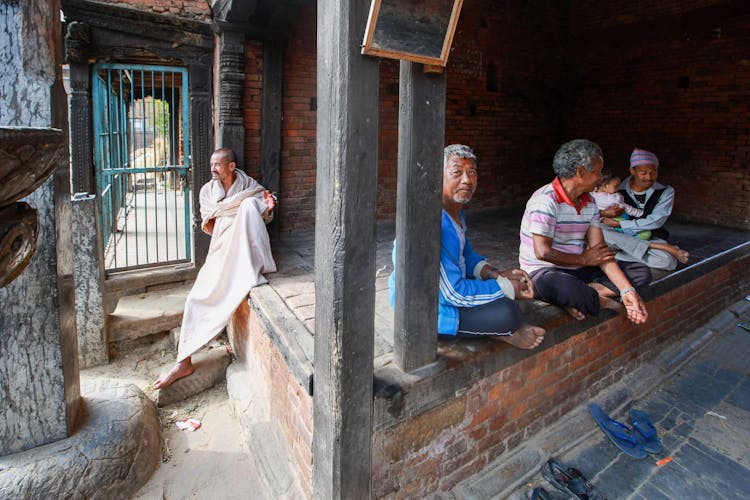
left=529, top=486, right=554, bottom=500
left=589, top=403, right=647, bottom=459
left=541, top=458, right=601, bottom=500
left=629, top=408, right=663, bottom=454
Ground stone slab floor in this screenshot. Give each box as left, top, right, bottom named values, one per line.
left=515, top=298, right=750, bottom=499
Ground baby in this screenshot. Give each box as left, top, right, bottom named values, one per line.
left=591, top=171, right=650, bottom=240
left=592, top=171, right=689, bottom=264
left=592, top=171, right=644, bottom=215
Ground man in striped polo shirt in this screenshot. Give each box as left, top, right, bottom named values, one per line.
left=519, top=139, right=650, bottom=323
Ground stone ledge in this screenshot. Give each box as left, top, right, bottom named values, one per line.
left=372, top=242, right=750, bottom=426
left=245, top=242, right=750, bottom=421
left=0, top=380, right=160, bottom=498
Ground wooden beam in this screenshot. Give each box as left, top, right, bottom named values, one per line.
left=313, top=0, right=379, bottom=498
left=393, top=61, right=446, bottom=371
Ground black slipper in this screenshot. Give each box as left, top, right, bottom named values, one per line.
left=541, top=458, right=602, bottom=500
left=529, top=486, right=554, bottom=500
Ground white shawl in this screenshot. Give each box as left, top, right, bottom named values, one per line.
left=177, top=169, right=277, bottom=361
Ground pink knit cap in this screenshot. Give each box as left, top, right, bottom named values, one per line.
left=630, top=148, right=659, bottom=168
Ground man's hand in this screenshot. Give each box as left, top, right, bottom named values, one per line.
left=203, top=218, right=215, bottom=235
left=581, top=241, right=616, bottom=266
left=600, top=205, right=624, bottom=218
left=262, top=190, right=276, bottom=212
left=501, top=268, right=534, bottom=300
left=622, top=290, right=648, bottom=324
left=601, top=217, right=621, bottom=228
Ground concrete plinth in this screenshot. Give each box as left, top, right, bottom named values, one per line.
left=0, top=381, right=161, bottom=498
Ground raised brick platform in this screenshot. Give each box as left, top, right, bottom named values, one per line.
left=226, top=209, right=750, bottom=498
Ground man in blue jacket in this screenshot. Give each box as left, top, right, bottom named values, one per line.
left=390, top=144, right=545, bottom=349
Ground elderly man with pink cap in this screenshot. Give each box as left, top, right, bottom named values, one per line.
left=599, top=148, right=681, bottom=270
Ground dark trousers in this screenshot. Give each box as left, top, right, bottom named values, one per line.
left=453, top=296, right=523, bottom=337
left=530, top=262, right=651, bottom=316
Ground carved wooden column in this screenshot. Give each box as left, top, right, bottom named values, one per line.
left=313, top=0, right=379, bottom=498
left=67, top=62, right=94, bottom=194
left=216, top=29, right=246, bottom=167
left=189, top=64, right=214, bottom=267
left=64, top=21, right=93, bottom=194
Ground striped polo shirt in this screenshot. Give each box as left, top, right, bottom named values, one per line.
left=519, top=177, right=599, bottom=273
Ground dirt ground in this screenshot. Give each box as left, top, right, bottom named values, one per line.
left=79, top=334, right=261, bottom=499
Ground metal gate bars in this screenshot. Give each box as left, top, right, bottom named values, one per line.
left=92, top=63, right=192, bottom=272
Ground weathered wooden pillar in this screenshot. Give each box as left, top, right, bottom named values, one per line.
left=313, top=0, right=379, bottom=498
left=393, top=62, right=447, bottom=371
left=260, top=38, right=283, bottom=195
left=216, top=29, right=246, bottom=167
left=189, top=64, right=214, bottom=267
left=260, top=38, right=283, bottom=237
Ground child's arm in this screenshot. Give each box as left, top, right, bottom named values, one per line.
left=622, top=204, right=644, bottom=218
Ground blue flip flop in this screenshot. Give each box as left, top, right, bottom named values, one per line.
left=629, top=408, right=663, bottom=454
left=589, top=403, right=647, bottom=459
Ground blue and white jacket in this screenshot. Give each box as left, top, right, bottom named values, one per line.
left=389, top=210, right=505, bottom=335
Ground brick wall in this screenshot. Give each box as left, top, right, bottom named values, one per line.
left=371, top=253, right=750, bottom=497
left=228, top=301, right=313, bottom=498
left=243, top=1, right=570, bottom=231
left=242, top=0, right=749, bottom=231
left=566, top=0, right=750, bottom=229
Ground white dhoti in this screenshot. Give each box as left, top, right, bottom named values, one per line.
left=177, top=170, right=276, bottom=362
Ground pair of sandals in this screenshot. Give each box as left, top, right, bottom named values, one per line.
left=589, top=403, right=663, bottom=459
left=531, top=458, right=601, bottom=499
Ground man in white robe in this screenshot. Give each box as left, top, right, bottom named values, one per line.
left=153, top=148, right=276, bottom=389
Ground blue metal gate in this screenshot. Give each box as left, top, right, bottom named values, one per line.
left=92, top=63, right=192, bottom=272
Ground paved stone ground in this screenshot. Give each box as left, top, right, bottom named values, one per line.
left=517, top=297, right=750, bottom=499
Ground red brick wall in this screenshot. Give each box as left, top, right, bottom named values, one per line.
left=371, top=253, right=750, bottom=497
left=243, top=1, right=570, bottom=231
left=242, top=0, right=749, bottom=231
left=566, top=0, right=750, bottom=229
left=243, top=39, right=264, bottom=181
left=228, top=301, right=313, bottom=498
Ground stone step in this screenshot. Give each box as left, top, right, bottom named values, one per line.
left=155, top=346, right=232, bottom=407
left=108, top=282, right=192, bottom=342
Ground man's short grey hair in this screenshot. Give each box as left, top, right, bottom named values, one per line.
left=552, top=139, right=603, bottom=179
left=444, top=144, right=477, bottom=167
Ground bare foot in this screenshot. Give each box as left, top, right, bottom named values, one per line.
left=651, top=242, right=689, bottom=264
left=673, top=247, right=689, bottom=264
left=500, top=325, right=546, bottom=349
left=153, top=357, right=194, bottom=390
left=564, top=306, right=586, bottom=320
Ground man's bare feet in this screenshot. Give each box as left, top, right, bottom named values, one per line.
left=153, top=357, right=194, bottom=390
left=651, top=242, right=689, bottom=264
left=500, top=324, right=546, bottom=349
left=564, top=306, right=586, bottom=320
left=671, top=246, right=689, bottom=264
